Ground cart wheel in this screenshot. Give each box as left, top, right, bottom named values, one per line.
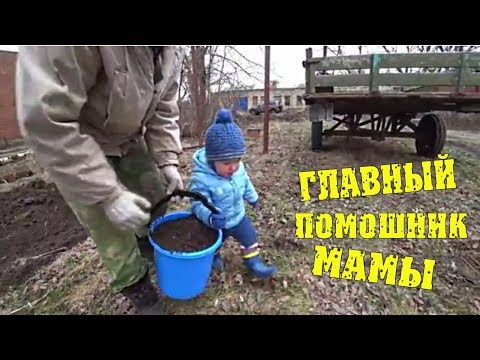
left=415, top=113, right=446, bottom=158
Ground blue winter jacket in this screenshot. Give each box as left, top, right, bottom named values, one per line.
left=187, top=148, right=259, bottom=229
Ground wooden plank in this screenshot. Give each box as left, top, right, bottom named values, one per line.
left=305, top=92, right=480, bottom=100
left=385, top=72, right=480, bottom=86
left=370, top=54, right=380, bottom=92
left=303, top=91, right=480, bottom=114
left=456, top=53, right=466, bottom=92
left=380, top=53, right=461, bottom=69
left=313, top=72, right=480, bottom=87
left=381, top=52, right=480, bottom=69
left=308, top=55, right=371, bottom=71
left=307, top=52, right=480, bottom=73
left=314, top=73, right=371, bottom=87
left=465, top=53, right=480, bottom=68
left=305, top=48, right=314, bottom=94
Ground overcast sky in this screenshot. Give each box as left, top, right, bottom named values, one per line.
left=235, top=45, right=379, bottom=87
left=0, top=45, right=393, bottom=88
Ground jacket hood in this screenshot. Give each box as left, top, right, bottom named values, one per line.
left=192, top=148, right=218, bottom=177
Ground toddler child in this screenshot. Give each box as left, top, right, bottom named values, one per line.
left=187, top=108, right=277, bottom=278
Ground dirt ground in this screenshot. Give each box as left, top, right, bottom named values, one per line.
left=1, top=113, right=479, bottom=315
left=0, top=181, right=87, bottom=293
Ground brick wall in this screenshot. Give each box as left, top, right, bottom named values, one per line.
left=0, top=50, right=20, bottom=146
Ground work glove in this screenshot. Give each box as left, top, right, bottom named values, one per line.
left=160, top=164, right=184, bottom=201
left=102, top=190, right=152, bottom=231
left=209, top=212, right=226, bottom=230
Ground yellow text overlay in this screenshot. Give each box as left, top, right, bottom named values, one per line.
left=298, top=154, right=456, bottom=201
left=295, top=212, right=468, bottom=239
left=311, top=245, right=436, bottom=290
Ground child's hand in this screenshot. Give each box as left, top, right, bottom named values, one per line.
left=249, top=200, right=260, bottom=210
left=209, top=213, right=226, bottom=230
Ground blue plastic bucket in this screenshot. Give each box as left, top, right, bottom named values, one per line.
left=148, top=211, right=223, bottom=300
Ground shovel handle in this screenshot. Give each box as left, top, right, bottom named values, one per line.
left=151, top=189, right=220, bottom=217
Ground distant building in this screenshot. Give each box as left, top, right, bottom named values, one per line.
left=212, top=86, right=307, bottom=113
left=210, top=85, right=426, bottom=113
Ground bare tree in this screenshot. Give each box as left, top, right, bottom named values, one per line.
left=179, top=46, right=264, bottom=143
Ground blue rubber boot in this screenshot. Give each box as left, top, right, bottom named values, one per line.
left=244, top=256, right=277, bottom=278
left=212, top=252, right=224, bottom=271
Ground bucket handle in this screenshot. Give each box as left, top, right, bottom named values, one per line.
left=151, top=189, right=220, bottom=218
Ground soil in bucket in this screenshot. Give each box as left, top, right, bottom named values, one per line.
left=151, top=215, right=218, bottom=253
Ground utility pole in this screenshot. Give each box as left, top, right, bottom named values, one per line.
left=263, top=45, right=270, bottom=154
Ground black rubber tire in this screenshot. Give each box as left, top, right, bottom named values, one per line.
left=415, top=113, right=446, bottom=158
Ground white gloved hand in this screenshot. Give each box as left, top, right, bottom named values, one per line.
left=160, top=165, right=184, bottom=196
left=102, top=190, right=152, bottom=231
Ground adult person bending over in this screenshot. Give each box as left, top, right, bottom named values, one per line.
left=15, top=46, right=185, bottom=315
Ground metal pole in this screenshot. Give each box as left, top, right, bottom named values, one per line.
left=263, top=45, right=270, bottom=154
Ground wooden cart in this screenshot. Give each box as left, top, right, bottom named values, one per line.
left=302, top=48, right=480, bottom=157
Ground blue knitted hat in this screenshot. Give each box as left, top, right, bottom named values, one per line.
left=205, top=108, right=246, bottom=162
